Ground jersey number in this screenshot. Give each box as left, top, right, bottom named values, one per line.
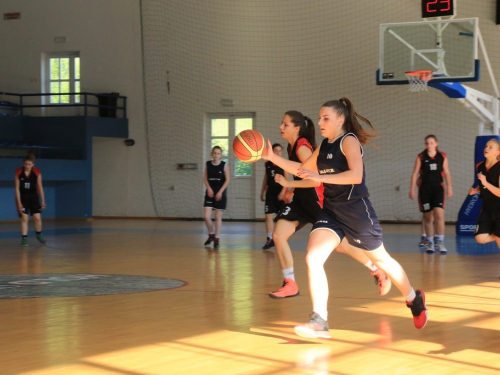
left=24, top=182, right=31, bottom=189
left=282, top=206, right=291, bottom=216
left=429, top=163, right=437, bottom=171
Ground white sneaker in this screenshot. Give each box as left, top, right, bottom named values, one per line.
left=435, top=240, right=447, bottom=254
left=426, top=241, right=435, bottom=254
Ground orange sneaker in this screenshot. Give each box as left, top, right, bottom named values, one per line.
left=268, top=278, right=300, bottom=298
left=371, top=268, right=392, bottom=296
left=406, top=289, right=428, bottom=329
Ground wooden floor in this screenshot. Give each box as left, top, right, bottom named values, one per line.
left=0, top=219, right=500, bottom=375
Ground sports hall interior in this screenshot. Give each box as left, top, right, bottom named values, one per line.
left=1, top=1, right=500, bottom=374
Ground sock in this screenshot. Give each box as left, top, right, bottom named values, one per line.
left=436, top=235, right=444, bottom=242
left=364, top=260, right=377, bottom=272
left=215, top=236, right=219, bottom=239
left=427, top=236, right=434, bottom=244
left=267, top=233, right=273, bottom=239
left=22, top=235, right=27, bottom=239
left=36, top=231, right=42, bottom=235
left=313, top=309, right=328, bottom=321
left=405, top=288, right=416, bottom=303
left=282, top=267, right=295, bottom=281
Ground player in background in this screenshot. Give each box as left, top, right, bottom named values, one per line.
left=15, top=150, right=46, bottom=247
left=262, top=98, right=427, bottom=338
left=409, top=135, right=453, bottom=254
left=469, top=138, right=500, bottom=249
left=203, top=146, right=230, bottom=249
left=268, top=110, right=391, bottom=299
left=260, top=143, right=288, bottom=249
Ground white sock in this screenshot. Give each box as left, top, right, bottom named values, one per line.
left=267, top=233, right=273, bottom=239
left=364, top=260, right=377, bottom=272
left=436, top=235, right=444, bottom=242
left=313, top=309, right=328, bottom=321
left=405, top=288, right=416, bottom=303
left=282, top=267, right=295, bottom=281
left=427, top=237, right=434, bottom=244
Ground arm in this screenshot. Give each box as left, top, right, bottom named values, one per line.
left=277, top=171, right=290, bottom=201
left=15, top=173, right=22, bottom=213
left=469, top=186, right=480, bottom=195
left=477, top=173, right=500, bottom=198
left=215, top=163, right=231, bottom=200
left=261, top=140, right=318, bottom=176
left=443, top=156, right=453, bottom=198
left=297, top=136, right=363, bottom=184
left=409, top=156, right=421, bottom=200
left=37, top=173, right=46, bottom=209
left=203, top=165, right=214, bottom=198
left=275, top=175, right=321, bottom=188
left=260, top=173, right=268, bottom=202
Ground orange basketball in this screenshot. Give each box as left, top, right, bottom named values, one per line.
left=233, top=129, right=265, bottom=163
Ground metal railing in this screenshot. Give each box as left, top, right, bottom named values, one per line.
left=0, top=91, right=127, bottom=118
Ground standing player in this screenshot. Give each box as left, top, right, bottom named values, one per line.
left=469, top=138, right=500, bottom=249
left=260, top=143, right=288, bottom=249
left=268, top=111, right=391, bottom=299
left=15, top=151, right=46, bottom=247
left=409, top=135, right=453, bottom=254
left=203, top=146, right=230, bottom=249
left=262, top=98, right=427, bottom=338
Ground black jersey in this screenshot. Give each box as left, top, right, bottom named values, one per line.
left=419, top=151, right=446, bottom=185
left=16, top=167, right=40, bottom=195
left=476, top=160, right=500, bottom=204
left=317, top=133, right=369, bottom=206
left=287, top=137, right=324, bottom=204
left=265, top=161, right=284, bottom=193
left=206, top=160, right=226, bottom=193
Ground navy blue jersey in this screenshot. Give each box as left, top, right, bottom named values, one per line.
left=206, top=160, right=226, bottom=193
left=265, top=161, right=284, bottom=193
left=476, top=160, right=500, bottom=204
left=419, top=151, right=446, bottom=185
left=317, top=133, right=369, bottom=206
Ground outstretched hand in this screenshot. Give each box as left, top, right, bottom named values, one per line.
left=297, top=168, right=321, bottom=182
left=261, top=140, right=274, bottom=161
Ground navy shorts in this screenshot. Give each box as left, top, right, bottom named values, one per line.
left=311, top=198, right=383, bottom=251
left=204, top=191, right=227, bottom=211
left=20, top=194, right=42, bottom=216
left=475, top=206, right=500, bottom=238
left=265, top=189, right=284, bottom=215
left=275, top=194, right=322, bottom=230
left=419, top=183, right=445, bottom=213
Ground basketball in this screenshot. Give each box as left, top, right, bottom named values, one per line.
left=233, top=130, right=265, bottom=163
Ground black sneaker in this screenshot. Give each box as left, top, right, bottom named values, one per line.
left=262, top=238, right=275, bottom=250
left=213, top=238, right=220, bottom=249
left=204, top=234, right=215, bottom=246
left=406, top=289, right=428, bottom=329
left=294, top=312, right=331, bottom=339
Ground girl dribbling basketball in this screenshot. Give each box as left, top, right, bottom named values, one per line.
left=203, top=146, right=230, bottom=249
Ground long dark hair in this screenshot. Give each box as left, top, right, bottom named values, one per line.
left=321, top=97, right=376, bottom=146
left=284, top=110, right=316, bottom=149
left=423, top=134, right=439, bottom=154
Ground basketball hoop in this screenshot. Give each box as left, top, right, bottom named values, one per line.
left=405, top=70, right=433, bottom=92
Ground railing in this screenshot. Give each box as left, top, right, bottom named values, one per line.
left=0, top=91, right=127, bottom=118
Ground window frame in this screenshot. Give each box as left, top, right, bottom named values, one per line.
left=42, top=51, right=80, bottom=105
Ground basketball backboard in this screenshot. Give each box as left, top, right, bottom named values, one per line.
left=377, top=17, right=479, bottom=85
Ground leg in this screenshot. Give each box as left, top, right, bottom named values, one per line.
left=475, top=233, right=496, bottom=244
left=33, top=213, right=42, bottom=232
left=214, top=210, right=223, bottom=237
left=335, top=239, right=391, bottom=296
left=423, top=211, right=434, bottom=239
left=268, top=219, right=299, bottom=298
left=203, top=207, right=214, bottom=234
left=433, top=207, right=445, bottom=235
left=294, top=229, right=339, bottom=339
left=265, top=214, right=274, bottom=234
left=20, top=213, right=29, bottom=236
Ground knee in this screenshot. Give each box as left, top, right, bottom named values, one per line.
left=475, top=236, right=487, bottom=244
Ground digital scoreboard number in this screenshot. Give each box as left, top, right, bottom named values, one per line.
left=422, top=0, right=455, bottom=18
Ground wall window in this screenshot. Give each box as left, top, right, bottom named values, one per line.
left=43, top=52, right=80, bottom=104
left=209, top=114, right=255, bottom=177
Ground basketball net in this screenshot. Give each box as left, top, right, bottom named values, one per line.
left=405, top=70, right=433, bottom=92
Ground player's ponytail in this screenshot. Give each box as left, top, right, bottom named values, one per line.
left=285, top=110, right=317, bottom=149
left=321, top=97, right=376, bottom=146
